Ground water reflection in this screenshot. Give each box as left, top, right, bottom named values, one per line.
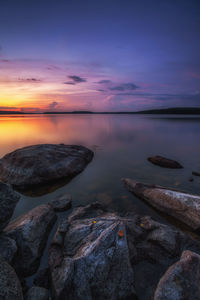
left=0, top=114, right=200, bottom=223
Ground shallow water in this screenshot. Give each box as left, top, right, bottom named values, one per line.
left=0, top=114, right=200, bottom=223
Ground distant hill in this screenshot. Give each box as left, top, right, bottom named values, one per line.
left=135, top=107, right=200, bottom=114
left=1, top=107, right=200, bottom=115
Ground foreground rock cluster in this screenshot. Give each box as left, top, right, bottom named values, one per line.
left=1, top=146, right=200, bottom=299
left=1, top=190, right=200, bottom=299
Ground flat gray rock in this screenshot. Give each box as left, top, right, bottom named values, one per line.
left=0, top=181, right=20, bottom=231
left=48, top=202, right=200, bottom=300
left=4, top=204, right=57, bottom=277
left=0, top=258, right=23, bottom=300
left=148, top=156, right=183, bottom=169
left=123, top=178, right=200, bottom=230
left=154, top=250, right=200, bottom=300
left=0, top=144, right=93, bottom=190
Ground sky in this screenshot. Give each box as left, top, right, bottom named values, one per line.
left=0, top=0, right=200, bottom=112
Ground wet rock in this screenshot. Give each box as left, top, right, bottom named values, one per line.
left=48, top=202, right=200, bottom=300
left=154, top=250, right=200, bottom=300
left=0, top=258, right=23, bottom=299
left=25, top=286, right=49, bottom=300
left=0, top=144, right=93, bottom=190
left=4, top=204, right=57, bottom=277
left=0, top=181, right=20, bottom=231
left=147, top=156, right=183, bottom=169
left=123, top=178, right=200, bottom=231
left=49, top=193, right=72, bottom=212
left=33, top=268, right=50, bottom=289
left=192, top=171, right=200, bottom=177
left=0, top=235, right=17, bottom=263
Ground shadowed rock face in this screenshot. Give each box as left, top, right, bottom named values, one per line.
left=148, top=156, right=183, bottom=169
left=0, top=258, right=23, bottom=299
left=154, top=250, right=200, bottom=300
left=0, top=181, right=20, bottom=231
left=0, top=144, right=94, bottom=190
left=25, top=286, right=49, bottom=300
left=123, top=178, right=200, bottom=231
left=4, top=204, right=57, bottom=277
left=48, top=203, right=200, bottom=300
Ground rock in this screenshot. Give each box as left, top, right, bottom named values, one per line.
left=123, top=178, right=200, bottom=231
left=49, top=193, right=72, bottom=212
left=33, top=268, right=50, bottom=289
left=192, top=171, right=200, bottom=176
left=147, top=156, right=183, bottom=169
left=0, top=258, right=23, bottom=299
left=25, top=286, right=49, bottom=300
left=0, top=181, right=20, bottom=231
left=0, top=144, right=93, bottom=190
left=0, top=235, right=17, bottom=263
left=48, top=202, right=200, bottom=300
left=154, top=250, right=200, bottom=300
left=4, top=204, right=57, bottom=277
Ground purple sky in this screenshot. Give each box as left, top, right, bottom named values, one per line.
left=0, top=0, right=199, bottom=112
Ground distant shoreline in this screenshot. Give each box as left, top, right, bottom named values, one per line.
left=1, top=107, right=200, bottom=115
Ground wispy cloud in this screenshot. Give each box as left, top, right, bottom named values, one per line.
left=109, top=83, right=139, bottom=91
left=18, top=78, right=42, bottom=82
left=97, top=80, right=112, bottom=84
left=48, top=101, right=58, bottom=110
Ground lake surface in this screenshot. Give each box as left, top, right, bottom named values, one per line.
left=1, top=114, right=200, bottom=225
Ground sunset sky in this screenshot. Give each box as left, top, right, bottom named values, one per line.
left=0, top=0, right=200, bottom=112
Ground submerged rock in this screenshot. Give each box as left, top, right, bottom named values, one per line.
left=0, top=181, right=20, bottom=231
left=48, top=202, right=200, bottom=300
left=123, top=178, right=200, bottom=231
left=49, top=193, right=72, bottom=212
left=192, top=171, right=200, bottom=177
left=4, top=204, right=57, bottom=277
left=0, top=144, right=93, bottom=190
left=0, top=258, right=23, bottom=299
left=147, top=156, right=183, bottom=169
left=154, top=250, right=200, bottom=300
left=25, top=286, right=49, bottom=300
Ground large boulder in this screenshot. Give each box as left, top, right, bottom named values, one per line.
left=0, top=258, right=23, bottom=299
left=4, top=204, right=57, bottom=277
left=0, top=181, right=20, bottom=231
left=123, top=178, right=200, bottom=231
left=0, top=144, right=93, bottom=190
left=48, top=203, right=200, bottom=300
left=154, top=250, right=200, bottom=300
left=147, top=156, right=183, bottom=169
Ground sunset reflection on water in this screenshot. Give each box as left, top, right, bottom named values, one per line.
left=0, top=114, right=200, bottom=222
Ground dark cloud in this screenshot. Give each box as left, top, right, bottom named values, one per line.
left=18, top=78, right=41, bottom=82
left=48, top=101, right=58, bottom=110
left=68, top=75, right=86, bottom=83
left=109, top=83, right=139, bottom=91
left=64, top=81, right=76, bottom=85
left=97, top=80, right=112, bottom=84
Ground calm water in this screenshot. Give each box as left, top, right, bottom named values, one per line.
left=1, top=114, right=200, bottom=225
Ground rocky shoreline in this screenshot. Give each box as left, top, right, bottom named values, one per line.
left=0, top=146, right=200, bottom=299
